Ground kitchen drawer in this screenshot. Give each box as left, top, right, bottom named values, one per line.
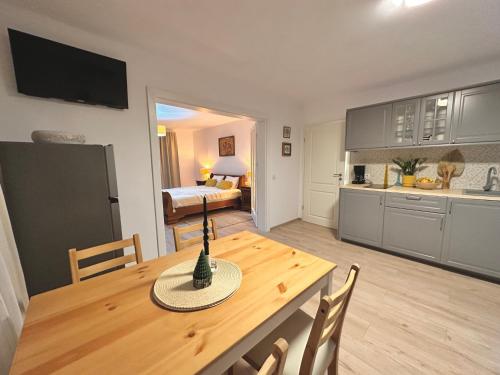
left=385, top=192, right=447, bottom=213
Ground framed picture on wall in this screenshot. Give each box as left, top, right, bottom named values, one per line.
left=283, top=126, right=291, bottom=138
left=218, top=135, right=235, bottom=157
left=282, top=142, right=292, bottom=157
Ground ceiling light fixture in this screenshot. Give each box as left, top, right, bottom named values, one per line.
left=392, top=0, right=433, bottom=7
left=157, top=125, right=167, bottom=137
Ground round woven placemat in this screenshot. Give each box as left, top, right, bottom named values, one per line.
left=153, top=259, right=242, bottom=312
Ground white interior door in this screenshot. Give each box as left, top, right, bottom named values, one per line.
left=250, top=124, right=257, bottom=225
left=303, top=121, right=344, bottom=228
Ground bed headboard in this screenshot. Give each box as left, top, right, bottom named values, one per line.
left=210, top=173, right=246, bottom=188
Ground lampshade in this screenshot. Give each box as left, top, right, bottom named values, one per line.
left=200, top=168, right=211, bottom=175
left=245, top=170, right=252, bottom=186
left=157, top=125, right=167, bottom=137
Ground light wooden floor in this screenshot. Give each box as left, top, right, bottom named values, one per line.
left=234, top=219, right=500, bottom=375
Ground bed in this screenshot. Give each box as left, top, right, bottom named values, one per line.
left=162, top=174, right=245, bottom=224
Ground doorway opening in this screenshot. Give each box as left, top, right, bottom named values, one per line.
left=147, top=88, right=266, bottom=255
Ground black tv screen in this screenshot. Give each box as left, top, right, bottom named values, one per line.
left=8, top=29, right=128, bottom=109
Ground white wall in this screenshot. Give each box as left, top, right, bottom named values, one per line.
left=193, top=120, right=253, bottom=178
left=0, top=4, right=304, bottom=259
left=171, top=129, right=196, bottom=186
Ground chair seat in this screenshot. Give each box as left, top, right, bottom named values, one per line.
left=245, top=309, right=336, bottom=375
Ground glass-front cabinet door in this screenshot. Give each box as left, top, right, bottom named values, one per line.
left=388, top=99, right=420, bottom=147
left=418, top=92, right=454, bottom=145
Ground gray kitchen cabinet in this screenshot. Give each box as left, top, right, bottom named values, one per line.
left=418, top=92, right=454, bottom=145
left=339, top=189, right=385, bottom=247
left=345, top=104, right=392, bottom=150
left=451, top=82, right=500, bottom=144
left=382, top=207, right=445, bottom=261
left=387, top=99, right=420, bottom=147
left=442, top=199, right=500, bottom=278
left=385, top=192, right=447, bottom=214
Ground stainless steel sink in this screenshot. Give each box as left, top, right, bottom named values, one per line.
left=463, top=189, right=500, bottom=197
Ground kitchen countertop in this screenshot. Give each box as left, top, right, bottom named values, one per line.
left=340, top=184, right=500, bottom=202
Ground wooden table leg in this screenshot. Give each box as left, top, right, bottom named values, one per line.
left=320, top=270, right=334, bottom=298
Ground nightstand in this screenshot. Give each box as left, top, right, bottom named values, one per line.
left=240, top=186, right=251, bottom=212
left=196, top=180, right=206, bottom=186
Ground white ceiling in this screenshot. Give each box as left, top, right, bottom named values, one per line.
left=156, top=103, right=240, bottom=130
left=5, top=0, right=500, bottom=104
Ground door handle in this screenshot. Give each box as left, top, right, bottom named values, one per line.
left=406, top=195, right=422, bottom=201
left=440, top=217, right=444, bottom=231
left=332, top=173, right=343, bottom=181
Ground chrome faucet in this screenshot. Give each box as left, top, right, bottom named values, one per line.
left=483, top=166, right=497, bottom=191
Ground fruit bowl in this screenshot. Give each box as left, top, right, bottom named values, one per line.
left=416, top=181, right=440, bottom=190
left=416, top=178, right=441, bottom=190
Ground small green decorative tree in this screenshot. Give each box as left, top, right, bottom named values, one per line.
left=193, top=250, right=212, bottom=289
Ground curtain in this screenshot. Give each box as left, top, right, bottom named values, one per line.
left=0, top=185, right=28, bottom=374
left=159, top=132, right=181, bottom=189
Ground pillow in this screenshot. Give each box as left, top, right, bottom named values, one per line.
left=225, top=176, right=240, bottom=189
left=205, top=178, right=217, bottom=187
left=216, top=180, right=233, bottom=190
left=212, top=174, right=224, bottom=183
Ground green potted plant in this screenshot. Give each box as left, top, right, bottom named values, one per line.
left=392, top=157, right=426, bottom=187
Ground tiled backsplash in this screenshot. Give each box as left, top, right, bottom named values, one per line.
left=349, top=144, right=500, bottom=189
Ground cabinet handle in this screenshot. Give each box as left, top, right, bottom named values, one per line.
left=440, top=217, right=444, bottom=231
left=406, top=195, right=422, bottom=201
left=449, top=202, right=453, bottom=214
left=379, top=196, right=383, bottom=206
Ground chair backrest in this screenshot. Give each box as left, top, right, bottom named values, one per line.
left=258, top=338, right=288, bottom=375
left=173, top=218, right=218, bottom=252
left=300, top=264, right=360, bottom=375
left=68, top=234, right=143, bottom=284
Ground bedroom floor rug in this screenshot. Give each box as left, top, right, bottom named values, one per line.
left=164, top=208, right=257, bottom=252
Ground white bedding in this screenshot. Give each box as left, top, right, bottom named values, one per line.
left=163, top=186, right=242, bottom=209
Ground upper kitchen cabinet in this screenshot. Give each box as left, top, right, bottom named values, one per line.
left=387, top=99, right=420, bottom=147
left=418, top=92, right=454, bottom=145
left=345, top=80, right=500, bottom=151
left=451, top=82, right=500, bottom=144
left=345, top=104, right=392, bottom=150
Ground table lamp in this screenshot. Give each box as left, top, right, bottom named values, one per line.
left=200, top=167, right=211, bottom=180
left=245, top=170, right=252, bottom=186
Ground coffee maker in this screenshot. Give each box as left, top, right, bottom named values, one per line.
left=352, top=165, right=366, bottom=184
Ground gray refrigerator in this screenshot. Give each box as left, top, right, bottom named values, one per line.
left=0, top=142, right=123, bottom=296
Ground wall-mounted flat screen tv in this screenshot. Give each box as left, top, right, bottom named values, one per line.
left=8, top=29, right=128, bottom=109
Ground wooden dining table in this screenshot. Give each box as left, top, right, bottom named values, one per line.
left=10, top=231, right=336, bottom=374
